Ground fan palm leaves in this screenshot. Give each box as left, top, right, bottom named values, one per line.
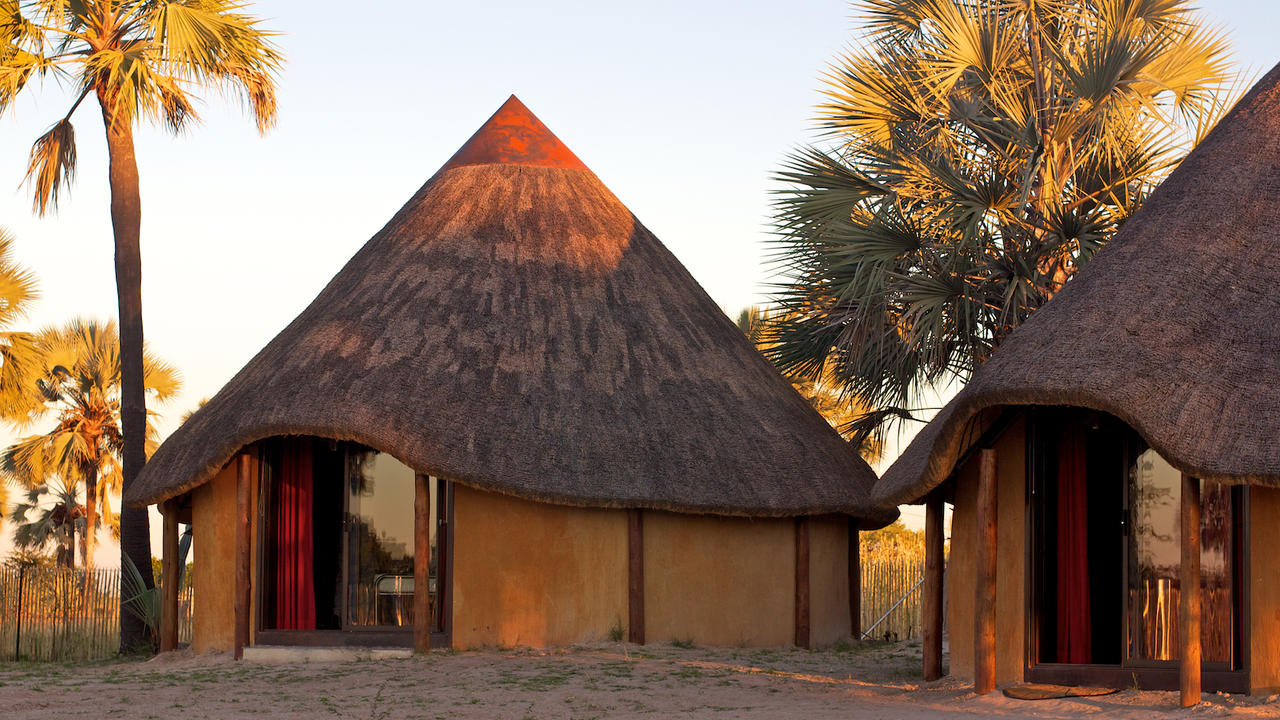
left=737, top=306, right=883, bottom=462
left=0, top=226, right=43, bottom=425
left=768, top=0, right=1238, bottom=442
left=2, top=0, right=280, bottom=648
left=1, top=318, right=182, bottom=568
left=8, top=480, right=83, bottom=568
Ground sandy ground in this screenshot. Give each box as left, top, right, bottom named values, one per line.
left=3, top=640, right=1280, bottom=719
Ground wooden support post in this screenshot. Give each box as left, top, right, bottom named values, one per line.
left=628, top=509, right=645, bottom=644
left=923, top=495, right=945, bottom=681
left=233, top=453, right=252, bottom=661
left=414, top=474, right=431, bottom=653
left=1181, top=473, right=1202, bottom=707
left=160, top=500, right=180, bottom=653
left=974, top=448, right=997, bottom=695
left=848, top=516, right=861, bottom=639
left=795, top=516, right=811, bottom=649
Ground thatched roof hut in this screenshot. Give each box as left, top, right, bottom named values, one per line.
left=873, top=63, right=1280, bottom=509
left=129, top=96, right=893, bottom=525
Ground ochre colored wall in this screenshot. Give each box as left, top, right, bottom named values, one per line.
left=190, top=454, right=260, bottom=654
left=191, top=463, right=236, bottom=653
left=1249, top=486, right=1280, bottom=693
left=946, top=416, right=1026, bottom=684
left=809, top=515, right=851, bottom=647
left=644, top=511, right=795, bottom=647
left=450, top=485, right=628, bottom=648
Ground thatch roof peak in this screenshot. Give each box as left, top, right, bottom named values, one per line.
left=873, top=62, right=1280, bottom=508
left=128, top=99, right=895, bottom=524
left=440, top=95, right=588, bottom=172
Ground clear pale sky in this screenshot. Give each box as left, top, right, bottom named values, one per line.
left=1, top=1, right=1276, bottom=560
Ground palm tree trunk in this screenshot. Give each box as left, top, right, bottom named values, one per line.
left=84, top=471, right=97, bottom=569
left=99, top=91, right=154, bottom=653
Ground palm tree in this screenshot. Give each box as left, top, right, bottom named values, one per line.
left=0, top=227, right=43, bottom=421
left=0, top=225, right=42, bottom=533
left=768, top=0, right=1237, bottom=441
left=1, top=2, right=280, bottom=649
left=1, top=318, right=182, bottom=569
left=9, top=480, right=83, bottom=569
left=737, top=306, right=882, bottom=462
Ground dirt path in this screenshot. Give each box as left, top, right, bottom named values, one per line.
left=2, top=640, right=1278, bottom=718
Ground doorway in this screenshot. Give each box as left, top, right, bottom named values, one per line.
left=254, top=437, right=451, bottom=646
left=1026, top=408, right=1242, bottom=686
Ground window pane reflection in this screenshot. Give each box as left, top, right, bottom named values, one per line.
left=345, top=449, right=418, bottom=627
left=1128, top=449, right=1234, bottom=664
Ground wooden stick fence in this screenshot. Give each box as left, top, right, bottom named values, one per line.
left=1, top=555, right=925, bottom=658
left=0, top=565, right=194, bottom=661
left=860, top=555, right=930, bottom=642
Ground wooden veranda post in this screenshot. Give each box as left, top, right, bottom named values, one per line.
left=974, top=449, right=997, bottom=694
left=628, top=509, right=645, bottom=644
left=848, top=516, right=861, bottom=638
left=160, top=499, right=180, bottom=653
left=923, top=495, right=945, bottom=681
left=795, top=516, right=811, bottom=649
left=233, top=453, right=252, bottom=660
left=1180, top=474, right=1202, bottom=707
left=414, top=474, right=431, bottom=653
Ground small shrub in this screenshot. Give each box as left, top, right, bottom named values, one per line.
left=671, top=637, right=695, bottom=650
left=608, top=619, right=624, bottom=643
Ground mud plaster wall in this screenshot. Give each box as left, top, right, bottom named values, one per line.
left=1249, top=485, right=1280, bottom=693
left=643, top=511, right=795, bottom=647
left=946, top=416, right=1026, bottom=683
left=450, top=485, right=628, bottom=648
left=190, top=456, right=259, bottom=653
left=809, top=515, right=852, bottom=647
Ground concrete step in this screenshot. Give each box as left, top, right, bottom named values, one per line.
left=242, top=645, right=414, bottom=663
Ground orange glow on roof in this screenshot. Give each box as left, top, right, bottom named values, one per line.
left=440, top=95, right=589, bottom=172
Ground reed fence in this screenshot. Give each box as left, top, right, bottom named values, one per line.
left=0, top=565, right=193, bottom=661
left=860, top=555, right=933, bottom=642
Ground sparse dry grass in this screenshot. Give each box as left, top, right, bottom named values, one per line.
left=2, top=640, right=1279, bottom=719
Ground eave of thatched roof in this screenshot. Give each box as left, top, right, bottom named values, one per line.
left=129, top=96, right=896, bottom=524
left=874, top=63, right=1280, bottom=508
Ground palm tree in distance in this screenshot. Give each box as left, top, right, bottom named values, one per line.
left=0, top=227, right=43, bottom=421
left=0, top=226, right=43, bottom=532
left=2, top=319, right=182, bottom=569
left=737, top=306, right=882, bottom=462
left=2, top=2, right=281, bottom=650
left=9, top=481, right=84, bottom=568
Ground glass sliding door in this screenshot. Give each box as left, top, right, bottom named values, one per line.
left=345, top=448, right=418, bottom=627
left=1127, top=449, right=1237, bottom=666
left=1028, top=409, right=1241, bottom=682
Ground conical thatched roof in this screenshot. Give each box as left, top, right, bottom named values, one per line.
left=874, top=64, right=1280, bottom=508
left=130, top=96, right=895, bottom=523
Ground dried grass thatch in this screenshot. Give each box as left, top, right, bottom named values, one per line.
left=874, top=64, right=1280, bottom=508
left=129, top=97, right=894, bottom=523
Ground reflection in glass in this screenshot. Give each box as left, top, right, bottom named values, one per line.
left=1128, top=449, right=1234, bottom=663
left=345, top=449, right=435, bottom=628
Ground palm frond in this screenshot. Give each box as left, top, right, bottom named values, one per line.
left=24, top=118, right=77, bottom=215
left=768, top=0, right=1238, bottom=440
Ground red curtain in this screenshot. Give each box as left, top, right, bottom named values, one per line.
left=274, top=438, right=316, bottom=630
left=1056, top=423, right=1091, bottom=663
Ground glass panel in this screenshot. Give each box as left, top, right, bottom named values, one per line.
left=345, top=449, right=417, bottom=627
left=1127, top=449, right=1234, bottom=664
left=1201, top=481, right=1235, bottom=663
